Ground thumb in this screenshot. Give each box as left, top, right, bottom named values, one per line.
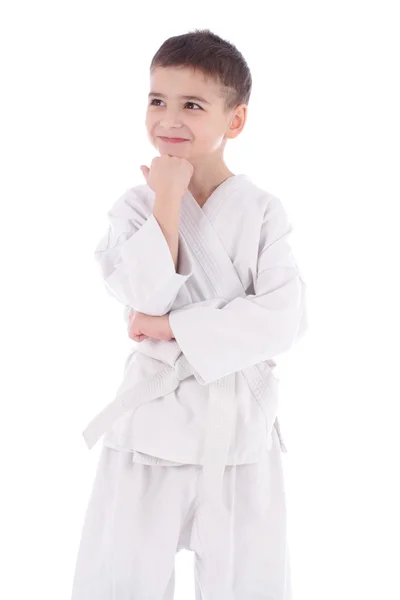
left=140, top=165, right=150, bottom=182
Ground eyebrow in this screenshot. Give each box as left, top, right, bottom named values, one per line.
left=148, top=92, right=211, bottom=105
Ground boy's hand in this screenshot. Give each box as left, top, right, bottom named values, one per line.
left=140, top=155, right=194, bottom=200
left=128, top=311, right=174, bottom=342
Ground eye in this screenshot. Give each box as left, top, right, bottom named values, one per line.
left=149, top=98, right=165, bottom=107
left=185, top=102, right=202, bottom=110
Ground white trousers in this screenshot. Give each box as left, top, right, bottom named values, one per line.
left=71, top=425, right=291, bottom=600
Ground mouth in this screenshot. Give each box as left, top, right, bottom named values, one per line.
left=159, top=136, right=189, bottom=144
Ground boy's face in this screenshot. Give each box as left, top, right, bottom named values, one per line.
left=145, top=66, right=244, bottom=161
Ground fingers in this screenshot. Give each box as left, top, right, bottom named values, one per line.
left=127, top=311, right=147, bottom=342
left=134, top=334, right=146, bottom=342
left=140, top=165, right=149, bottom=182
left=127, top=312, right=137, bottom=338
left=128, top=330, right=147, bottom=342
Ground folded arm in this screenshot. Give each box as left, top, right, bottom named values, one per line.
left=169, top=195, right=308, bottom=384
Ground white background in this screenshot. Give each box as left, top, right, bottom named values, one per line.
left=1, top=1, right=399, bottom=598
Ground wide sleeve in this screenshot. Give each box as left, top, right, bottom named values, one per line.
left=168, top=195, right=308, bottom=384
left=94, top=187, right=194, bottom=316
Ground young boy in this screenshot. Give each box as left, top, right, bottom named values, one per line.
left=71, top=28, right=307, bottom=600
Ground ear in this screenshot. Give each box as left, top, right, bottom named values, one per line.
left=226, top=104, right=247, bottom=140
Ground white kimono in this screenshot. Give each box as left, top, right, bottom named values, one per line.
left=83, top=173, right=307, bottom=511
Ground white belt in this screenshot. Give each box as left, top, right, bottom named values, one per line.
left=82, top=351, right=236, bottom=512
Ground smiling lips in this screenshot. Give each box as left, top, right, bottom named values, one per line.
left=159, top=136, right=189, bottom=143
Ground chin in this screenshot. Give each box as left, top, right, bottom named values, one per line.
left=157, top=146, right=191, bottom=158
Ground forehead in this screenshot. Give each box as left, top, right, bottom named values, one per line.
left=149, top=66, right=222, bottom=102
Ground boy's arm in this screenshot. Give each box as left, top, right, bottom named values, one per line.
left=169, top=196, right=308, bottom=384
left=152, top=191, right=181, bottom=272
left=95, top=188, right=193, bottom=316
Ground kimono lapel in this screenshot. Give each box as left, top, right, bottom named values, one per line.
left=179, top=174, right=249, bottom=300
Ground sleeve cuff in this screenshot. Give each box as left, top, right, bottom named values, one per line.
left=118, top=214, right=193, bottom=312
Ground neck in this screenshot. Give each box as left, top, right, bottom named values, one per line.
left=187, top=161, right=235, bottom=207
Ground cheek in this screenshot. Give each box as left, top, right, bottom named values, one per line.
left=195, top=122, right=225, bottom=148
left=198, top=114, right=224, bottom=137
left=145, top=112, right=156, bottom=135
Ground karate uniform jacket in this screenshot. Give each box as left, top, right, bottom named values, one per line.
left=83, top=174, right=308, bottom=484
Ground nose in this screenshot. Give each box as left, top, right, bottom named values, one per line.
left=159, top=119, right=184, bottom=131
left=158, top=108, right=184, bottom=130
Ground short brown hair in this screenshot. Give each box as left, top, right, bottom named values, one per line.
left=150, top=29, right=252, bottom=113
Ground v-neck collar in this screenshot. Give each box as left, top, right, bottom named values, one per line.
left=185, top=173, right=249, bottom=219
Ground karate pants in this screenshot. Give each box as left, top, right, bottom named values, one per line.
left=71, top=425, right=291, bottom=600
